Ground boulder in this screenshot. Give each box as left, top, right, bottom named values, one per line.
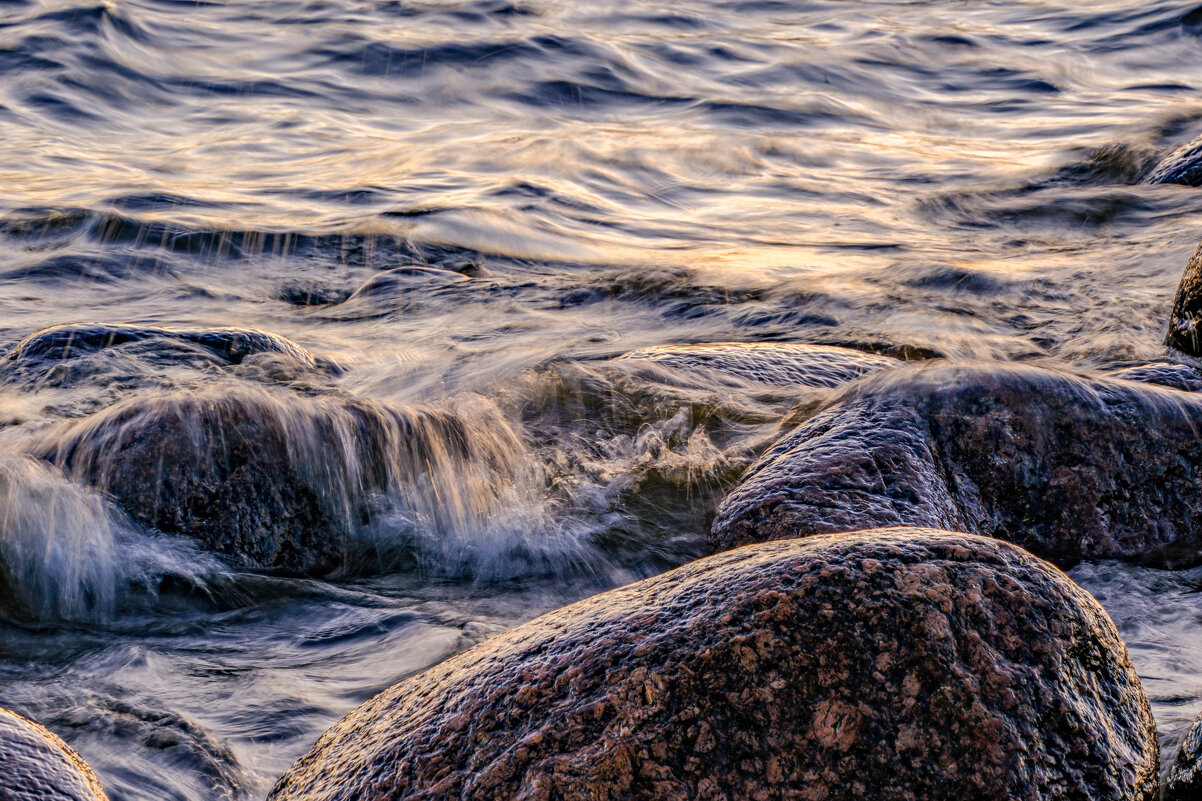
left=1166, top=709, right=1202, bottom=801
left=711, top=362, right=1202, bottom=567
left=269, top=529, right=1157, bottom=801
left=36, top=386, right=527, bottom=575
left=0, top=707, right=109, bottom=801
left=1167, top=243, right=1202, bottom=357
left=616, top=343, right=896, bottom=388
left=1143, top=135, right=1202, bottom=186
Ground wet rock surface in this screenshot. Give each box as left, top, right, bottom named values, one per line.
left=0, top=323, right=331, bottom=416
left=269, top=529, right=1157, bottom=801
left=712, top=362, right=1202, bottom=567
left=1143, top=135, right=1202, bottom=186
left=36, top=386, right=525, bottom=575
left=616, top=342, right=897, bottom=387
left=1167, top=243, right=1202, bottom=357
left=2, top=322, right=317, bottom=368
left=0, top=706, right=109, bottom=801
left=1166, top=709, right=1202, bottom=801
left=1110, top=362, right=1202, bottom=392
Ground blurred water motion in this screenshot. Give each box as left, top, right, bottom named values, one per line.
left=4, top=0, right=1202, bottom=797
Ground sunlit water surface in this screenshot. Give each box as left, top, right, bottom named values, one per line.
left=4, top=0, right=1202, bottom=796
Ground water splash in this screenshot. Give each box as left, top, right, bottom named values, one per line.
left=0, top=456, right=123, bottom=621
left=0, top=455, right=225, bottom=623
left=31, top=384, right=608, bottom=580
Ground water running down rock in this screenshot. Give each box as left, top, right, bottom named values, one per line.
left=34, top=386, right=538, bottom=576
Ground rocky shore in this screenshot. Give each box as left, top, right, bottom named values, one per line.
left=11, top=244, right=1202, bottom=798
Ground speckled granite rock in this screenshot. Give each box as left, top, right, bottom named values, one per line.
left=0, top=707, right=109, bottom=801
left=617, top=342, right=897, bottom=387
left=37, top=386, right=524, bottom=575
left=1166, top=709, right=1202, bottom=801
left=711, top=362, right=1202, bottom=567
left=269, top=529, right=1158, bottom=801
left=1167, top=243, right=1202, bottom=357
left=1143, top=135, right=1202, bottom=186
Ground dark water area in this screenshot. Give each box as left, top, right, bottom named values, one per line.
left=5, top=0, right=1202, bottom=797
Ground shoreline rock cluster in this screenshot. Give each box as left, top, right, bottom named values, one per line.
left=12, top=243, right=1202, bottom=797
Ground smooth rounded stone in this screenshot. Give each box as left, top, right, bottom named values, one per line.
left=36, top=386, right=523, bottom=575
left=1166, top=709, right=1202, bottom=801
left=0, top=707, right=109, bottom=801
left=616, top=342, right=897, bottom=387
left=711, top=362, right=1202, bottom=567
left=1143, top=135, right=1202, bottom=186
left=269, top=529, right=1158, bottom=801
left=1167, top=243, right=1202, bottom=357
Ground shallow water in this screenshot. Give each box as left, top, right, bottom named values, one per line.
left=4, top=0, right=1202, bottom=796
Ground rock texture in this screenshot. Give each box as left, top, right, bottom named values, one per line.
left=617, top=342, right=896, bottom=387
left=712, top=362, right=1202, bottom=567
left=0, top=707, right=109, bottom=801
left=1143, top=135, right=1202, bottom=186
left=37, top=386, right=526, bottom=575
left=269, top=529, right=1158, bottom=801
left=1167, top=243, right=1202, bottom=357
left=1166, top=709, right=1202, bottom=801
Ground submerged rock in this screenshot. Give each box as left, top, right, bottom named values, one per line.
left=1110, top=362, right=1202, bottom=392
left=2, top=322, right=317, bottom=368
left=1166, top=709, right=1202, bottom=801
left=1167, top=243, right=1202, bottom=357
left=616, top=342, right=897, bottom=387
left=0, top=707, right=109, bottom=801
left=37, top=386, right=528, bottom=575
left=712, top=362, right=1202, bottom=567
left=269, top=529, right=1158, bottom=801
left=1143, top=135, right=1202, bottom=186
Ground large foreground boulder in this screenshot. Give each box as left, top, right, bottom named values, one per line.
left=711, top=362, right=1202, bottom=567
left=1166, top=709, right=1202, bottom=801
left=269, top=529, right=1158, bottom=801
left=0, top=707, right=109, bottom=800
left=36, top=386, right=527, bottom=575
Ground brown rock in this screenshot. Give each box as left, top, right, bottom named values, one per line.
left=711, top=362, right=1202, bottom=567
left=268, top=529, right=1158, bottom=801
left=1167, top=243, right=1202, bottom=357
left=0, top=707, right=109, bottom=801
left=1166, top=709, right=1202, bottom=801
left=37, top=386, right=526, bottom=575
